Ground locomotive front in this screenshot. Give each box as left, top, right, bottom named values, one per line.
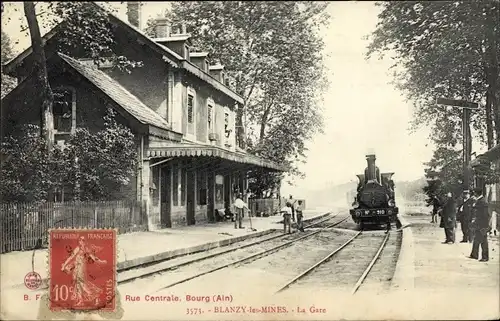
left=349, top=154, right=399, bottom=228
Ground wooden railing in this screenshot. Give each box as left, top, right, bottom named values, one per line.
left=0, top=200, right=147, bottom=253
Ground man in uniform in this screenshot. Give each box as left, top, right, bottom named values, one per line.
left=233, top=193, right=248, bottom=229
left=457, top=191, right=473, bottom=243
left=442, top=192, right=457, bottom=244
left=469, top=187, right=490, bottom=262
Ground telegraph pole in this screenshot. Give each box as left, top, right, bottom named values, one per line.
left=436, top=98, right=479, bottom=194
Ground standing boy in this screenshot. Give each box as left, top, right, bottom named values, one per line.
left=296, top=200, right=305, bottom=232
left=281, top=202, right=292, bottom=234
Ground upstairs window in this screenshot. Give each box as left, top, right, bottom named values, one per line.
left=187, top=94, right=194, bottom=124
left=53, top=87, right=75, bottom=133
left=207, top=103, right=214, bottom=130
left=224, top=112, right=230, bottom=137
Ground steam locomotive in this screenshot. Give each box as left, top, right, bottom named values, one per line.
left=349, top=154, right=399, bottom=229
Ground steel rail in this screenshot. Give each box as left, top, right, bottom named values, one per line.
left=351, top=231, right=391, bottom=295
left=275, top=231, right=363, bottom=293
left=119, top=213, right=338, bottom=284
left=153, top=216, right=350, bottom=292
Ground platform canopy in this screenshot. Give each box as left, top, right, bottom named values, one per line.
left=147, top=143, right=287, bottom=173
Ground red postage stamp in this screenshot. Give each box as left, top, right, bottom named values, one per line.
left=49, top=229, right=117, bottom=312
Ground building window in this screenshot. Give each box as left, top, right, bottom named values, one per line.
left=208, top=103, right=214, bottom=130
left=53, top=87, right=75, bottom=133
left=187, top=94, right=194, bottom=124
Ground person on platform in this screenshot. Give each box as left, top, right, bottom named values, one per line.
left=469, top=187, right=490, bottom=262
left=441, top=192, right=457, bottom=244
left=296, top=200, right=305, bottom=232
left=289, top=195, right=297, bottom=222
left=281, top=202, right=293, bottom=234
left=233, top=194, right=248, bottom=229
left=457, top=191, right=474, bottom=243
left=431, top=195, right=441, bottom=224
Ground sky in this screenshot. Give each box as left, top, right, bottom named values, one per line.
left=2, top=2, right=441, bottom=194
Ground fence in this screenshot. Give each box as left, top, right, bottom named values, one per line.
left=0, top=200, right=147, bottom=254
left=249, top=198, right=306, bottom=217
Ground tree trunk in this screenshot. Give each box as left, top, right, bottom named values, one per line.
left=24, top=1, right=54, bottom=151
left=485, top=3, right=500, bottom=145
left=259, top=101, right=272, bottom=143
left=485, top=92, right=495, bottom=149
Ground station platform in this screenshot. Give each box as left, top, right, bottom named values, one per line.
left=0, top=208, right=331, bottom=291
left=390, top=214, right=499, bottom=320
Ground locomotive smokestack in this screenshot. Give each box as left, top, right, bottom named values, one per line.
left=366, top=154, right=377, bottom=181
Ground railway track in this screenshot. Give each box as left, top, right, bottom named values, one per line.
left=119, top=212, right=343, bottom=285
left=119, top=212, right=350, bottom=293
left=275, top=229, right=400, bottom=295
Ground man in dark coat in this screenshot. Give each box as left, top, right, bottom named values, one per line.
left=431, top=195, right=441, bottom=224
left=469, top=187, right=490, bottom=262
left=457, top=191, right=474, bottom=243
left=441, top=192, right=457, bottom=244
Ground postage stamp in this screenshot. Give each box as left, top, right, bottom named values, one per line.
left=48, top=228, right=117, bottom=312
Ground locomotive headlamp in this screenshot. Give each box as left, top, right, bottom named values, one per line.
left=388, top=199, right=395, bottom=207
left=353, top=201, right=359, bottom=208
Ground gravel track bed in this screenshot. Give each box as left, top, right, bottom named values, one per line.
left=285, top=231, right=389, bottom=292
left=120, top=220, right=340, bottom=294
left=158, top=229, right=356, bottom=294
left=354, top=231, right=402, bottom=293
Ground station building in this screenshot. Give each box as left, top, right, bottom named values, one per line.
left=1, top=2, right=285, bottom=229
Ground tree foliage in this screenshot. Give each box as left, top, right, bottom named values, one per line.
left=162, top=1, right=330, bottom=195
left=0, top=109, right=137, bottom=203
left=367, top=1, right=500, bottom=148
left=1, top=30, right=17, bottom=98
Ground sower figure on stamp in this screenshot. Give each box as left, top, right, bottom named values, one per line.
left=233, top=193, right=248, bottom=229
left=61, top=236, right=107, bottom=307
left=281, top=202, right=293, bottom=234
left=457, top=191, right=473, bottom=243
left=469, top=187, right=490, bottom=262
left=441, top=192, right=457, bottom=244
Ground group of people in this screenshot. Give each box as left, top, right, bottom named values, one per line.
left=281, top=195, right=304, bottom=234
left=432, top=187, right=492, bottom=262
left=231, top=194, right=305, bottom=234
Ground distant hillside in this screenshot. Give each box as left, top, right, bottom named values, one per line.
left=299, top=177, right=427, bottom=208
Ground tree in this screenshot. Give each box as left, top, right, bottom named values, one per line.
left=162, top=1, right=329, bottom=195
left=367, top=1, right=500, bottom=149
left=0, top=109, right=137, bottom=203
left=19, top=2, right=142, bottom=150
left=1, top=30, right=17, bottom=98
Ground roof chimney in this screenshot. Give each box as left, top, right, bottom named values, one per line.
left=127, top=2, right=141, bottom=29
left=209, top=64, right=225, bottom=83
left=153, top=17, right=171, bottom=38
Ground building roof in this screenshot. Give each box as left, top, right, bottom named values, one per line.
left=59, top=53, right=171, bottom=132
left=152, top=34, right=192, bottom=42
left=209, top=64, right=224, bottom=71
left=3, top=3, right=243, bottom=104
left=471, top=143, right=500, bottom=166
left=190, top=52, right=209, bottom=58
